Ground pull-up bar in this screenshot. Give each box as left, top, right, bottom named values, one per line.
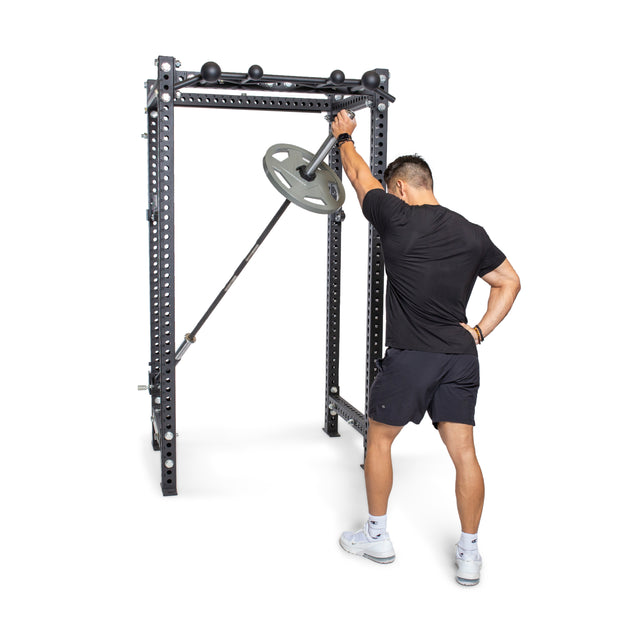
left=171, top=60, right=396, bottom=103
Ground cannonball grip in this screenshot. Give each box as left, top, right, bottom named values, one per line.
left=361, top=70, right=380, bottom=90
left=201, top=61, right=222, bottom=82
left=330, top=69, right=346, bottom=84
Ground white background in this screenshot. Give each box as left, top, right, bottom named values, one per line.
left=3, top=1, right=639, bottom=638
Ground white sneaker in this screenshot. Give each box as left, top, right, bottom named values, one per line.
left=455, top=545, right=482, bottom=586
left=339, top=525, right=395, bottom=564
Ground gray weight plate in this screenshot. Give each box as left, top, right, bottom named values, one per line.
left=263, top=143, right=346, bottom=214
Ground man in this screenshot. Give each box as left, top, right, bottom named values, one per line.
left=331, top=110, right=520, bottom=586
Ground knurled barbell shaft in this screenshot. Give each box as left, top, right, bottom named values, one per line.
left=175, top=198, right=291, bottom=362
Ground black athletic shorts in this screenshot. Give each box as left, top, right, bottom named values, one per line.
left=367, top=348, right=480, bottom=428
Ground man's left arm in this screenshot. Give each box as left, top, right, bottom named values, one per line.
left=331, top=110, right=384, bottom=207
left=461, top=259, right=521, bottom=343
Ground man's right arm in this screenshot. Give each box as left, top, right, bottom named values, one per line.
left=331, top=110, right=384, bottom=207
left=339, top=141, right=384, bottom=207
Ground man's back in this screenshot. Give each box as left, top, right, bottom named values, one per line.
left=363, top=190, right=505, bottom=354
left=331, top=113, right=521, bottom=586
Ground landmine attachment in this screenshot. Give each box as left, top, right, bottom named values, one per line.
left=174, top=111, right=354, bottom=360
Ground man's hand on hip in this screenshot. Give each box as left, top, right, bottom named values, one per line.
left=460, top=323, right=480, bottom=345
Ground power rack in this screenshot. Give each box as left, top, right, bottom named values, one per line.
left=143, top=56, right=393, bottom=495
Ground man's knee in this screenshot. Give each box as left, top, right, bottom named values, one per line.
left=438, top=422, right=477, bottom=462
left=367, top=419, right=404, bottom=447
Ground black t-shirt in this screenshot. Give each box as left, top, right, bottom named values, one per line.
left=363, top=189, right=506, bottom=355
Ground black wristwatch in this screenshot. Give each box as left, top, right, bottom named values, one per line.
left=336, top=133, right=353, bottom=148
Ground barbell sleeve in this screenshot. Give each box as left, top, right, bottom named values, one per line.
left=300, top=110, right=355, bottom=180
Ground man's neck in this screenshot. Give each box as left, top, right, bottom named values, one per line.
left=407, top=190, right=439, bottom=206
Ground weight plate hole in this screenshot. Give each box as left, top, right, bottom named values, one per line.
left=274, top=169, right=291, bottom=189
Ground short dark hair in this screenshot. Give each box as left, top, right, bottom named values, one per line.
left=384, top=155, right=433, bottom=191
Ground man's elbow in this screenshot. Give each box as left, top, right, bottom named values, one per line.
left=510, top=274, right=522, bottom=300
left=513, top=274, right=521, bottom=295
left=493, top=274, right=521, bottom=299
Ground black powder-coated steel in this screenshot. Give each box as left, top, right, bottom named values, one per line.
left=144, top=57, right=391, bottom=495
left=363, top=70, right=390, bottom=456
left=147, top=55, right=178, bottom=496
left=323, top=136, right=344, bottom=438
left=172, top=68, right=395, bottom=103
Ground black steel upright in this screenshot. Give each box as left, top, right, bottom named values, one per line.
left=143, top=57, right=392, bottom=495
left=364, top=71, right=389, bottom=450
left=323, top=130, right=344, bottom=438
left=146, top=56, right=178, bottom=495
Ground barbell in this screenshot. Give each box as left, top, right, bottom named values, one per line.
left=174, top=111, right=354, bottom=361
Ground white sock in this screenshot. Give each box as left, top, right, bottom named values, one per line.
left=367, top=514, right=387, bottom=539
left=457, top=531, right=480, bottom=561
